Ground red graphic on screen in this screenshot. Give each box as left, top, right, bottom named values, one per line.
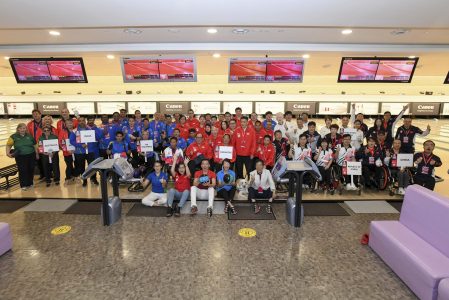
left=375, top=60, right=416, bottom=81
left=266, top=60, right=303, bottom=82
left=13, top=60, right=51, bottom=81
left=229, top=60, right=267, bottom=82
left=123, top=59, right=160, bottom=80
left=47, top=60, right=85, bottom=81
left=339, top=59, right=379, bottom=81
left=158, top=59, right=195, bottom=80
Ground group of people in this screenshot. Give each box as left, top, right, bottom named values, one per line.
left=5, top=104, right=442, bottom=217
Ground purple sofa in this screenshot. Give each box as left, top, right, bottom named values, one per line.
left=370, top=185, right=449, bottom=300
left=439, top=278, right=449, bottom=300
left=0, top=222, right=12, bottom=256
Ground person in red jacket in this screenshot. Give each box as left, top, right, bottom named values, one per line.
left=186, top=109, right=200, bottom=129
left=176, top=115, right=190, bottom=139
left=224, top=119, right=237, bottom=145
left=56, top=108, right=78, bottom=136
left=256, top=135, right=275, bottom=170
left=207, top=126, right=223, bottom=150
left=196, top=115, right=207, bottom=136
left=254, top=120, right=267, bottom=146
left=58, top=119, right=76, bottom=181
left=234, top=117, right=256, bottom=179
left=213, top=134, right=236, bottom=172
left=233, top=107, right=243, bottom=127
left=248, top=112, right=258, bottom=128
left=26, top=109, right=44, bottom=179
left=185, top=132, right=213, bottom=174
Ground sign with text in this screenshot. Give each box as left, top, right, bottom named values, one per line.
left=381, top=103, right=410, bottom=115
left=139, top=140, right=154, bottom=152
left=67, top=102, right=95, bottom=115
left=37, top=102, right=64, bottom=115
left=191, top=102, right=221, bottom=114
left=65, top=139, right=75, bottom=151
left=223, top=102, right=252, bottom=114
left=97, top=102, right=126, bottom=114
left=352, top=102, right=379, bottom=115
left=443, top=103, right=449, bottom=115
left=410, top=102, right=440, bottom=115
left=218, top=146, right=233, bottom=159
left=159, top=102, right=189, bottom=114
left=127, top=102, right=157, bottom=114
left=6, top=102, right=35, bottom=115
left=346, top=161, right=362, bottom=175
left=255, top=102, right=285, bottom=114
left=43, top=139, right=59, bottom=153
left=343, top=128, right=357, bottom=136
left=0, top=103, right=5, bottom=115
left=80, top=130, right=96, bottom=143
left=285, top=102, right=316, bottom=115
left=396, top=153, right=414, bottom=167
left=318, top=102, right=348, bottom=115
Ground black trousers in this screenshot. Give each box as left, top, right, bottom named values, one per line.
left=15, top=153, right=36, bottom=188
left=413, top=174, right=436, bottom=191
left=74, top=152, right=97, bottom=180
left=217, top=187, right=236, bottom=203
left=362, top=165, right=383, bottom=187
left=236, top=155, right=253, bottom=179
left=41, top=153, right=60, bottom=183
left=318, top=166, right=332, bottom=186
left=63, top=155, right=75, bottom=180
left=99, top=149, right=108, bottom=159
left=36, top=155, right=45, bottom=178
left=248, top=187, right=273, bottom=202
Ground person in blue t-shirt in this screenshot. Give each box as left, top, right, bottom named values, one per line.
left=107, top=131, right=130, bottom=159
left=216, top=159, right=237, bottom=214
left=173, top=128, right=187, bottom=150
left=187, top=129, right=196, bottom=146
left=141, top=161, right=168, bottom=206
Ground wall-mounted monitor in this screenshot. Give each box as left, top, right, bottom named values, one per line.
left=338, top=57, right=418, bottom=83
left=444, top=71, right=449, bottom=84
left=121, top=57, right=196, bottom=82
left=9, top=58, right=88, bottom=83
left=229, top=58, right=304, bottom=82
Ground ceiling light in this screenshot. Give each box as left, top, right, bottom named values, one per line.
left=408, top=55, right=416, bottom=59
left=168, top=28, right=180, bottom=33
left=4, top=56, right=10, bottom=60
left=49, top=31, right=61, bottom=36
left=302, top=54, right=310, bottom=59
left=106, top=55, right=115, bottom=59
left=207, top=28, right=218, bottom=34
left=212, top=53, right=221, bottom=58
left=232, top=28, right=250, bottom=34
left=341, top=29, right=353, bottom=35
left=123, top=28, right=143, bottom=34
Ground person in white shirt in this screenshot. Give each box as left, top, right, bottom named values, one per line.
left=289, top=134, right=312, bottom=161
left=301, top=112, right=309, bottom=128
left=273, top=112, right=288, bottom=138
left=319, top=116, right=332, bottom=138
left=292, top=118, right=307, bottom=144
left=248, top=159, right=276, bottom=214
left=351, top=120, right=365, bottom=151
left=284, top=111, right=298, bottom=135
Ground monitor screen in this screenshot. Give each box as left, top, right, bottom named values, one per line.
left=444, top=71, right=449, bottom=84
left=338, top=57, right=418, bottom=83
left=375, top=59, right=418, bottom=82
left=10, top=58, right=87, bottom=83
left=121, top=57, right=196, bottom=82
left=338, top=58, right=379, bottom=82
left=229, top=59, right=267, bottom=82
left=266, top=59, right=304, bottom=82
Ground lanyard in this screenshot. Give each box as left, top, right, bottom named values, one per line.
left=367, top=147, right=375, bottom=156
left=422, top=154, right=433, bottom=165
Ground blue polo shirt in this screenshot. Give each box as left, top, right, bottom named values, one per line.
left=146, top=172, right=168, bottom=193
left=216, top=170, right=236, bottom=192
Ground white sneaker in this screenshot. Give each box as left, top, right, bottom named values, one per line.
left=350, top=184, right=357, bottom=190
left=398, top=187, right=405, bottom=195
left=346, top=183, right=351, bottom=190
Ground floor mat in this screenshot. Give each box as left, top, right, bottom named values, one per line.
left=63, top=202, right=102, bottom=215
left=344, top=201, right=399, bottom=214
left=126, top=204, right=167, bottom=217
left=387, top=201, right=403, bottom=212
left=22, top=199, right=77, bottom=212
left=0, top=200, right=32, bottom=213
left=180, top=201, right=225, bottom=215
left=303, top=202, right=350, bottom=216
left=228, top=204, right=276, bottom=220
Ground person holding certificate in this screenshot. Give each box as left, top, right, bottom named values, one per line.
left=38, top=126, right=60, bottom=187
left=58, top=119, right=76, bottom=182
left=107, top=131, right=131, bottom=159
left=213, top=134, right=235, bottom=172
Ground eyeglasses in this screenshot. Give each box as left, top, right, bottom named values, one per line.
left=43, top=129, right=50, bottom=132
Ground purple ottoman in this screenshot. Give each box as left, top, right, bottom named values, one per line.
left=0, top=222, right=13, bottom=256
left=370, top=185, right=449, bottom=300
left=439, top=278, right=449, bottom=300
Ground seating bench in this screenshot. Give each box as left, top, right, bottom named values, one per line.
left=439, top=278, right=449, bottom=300
left=0, top=164, right=19, bottom=190
left=0, top=223, right=13, bottom=256
left=369, top=185, right=449, bottom=300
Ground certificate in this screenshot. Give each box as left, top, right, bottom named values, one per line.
left=43, top=139, right=59, bottom=153
left=396, top=154, right=414, bottom=167
left=218, top=146, right=233, bottom=159
left=346, top=161, right=362, bottom=175
left=139, top=140, right=154, bottom=152
left=80, top=130, right=96, bottom=143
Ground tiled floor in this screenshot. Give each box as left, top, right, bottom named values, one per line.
left=0, top=204, right=416, bottom=300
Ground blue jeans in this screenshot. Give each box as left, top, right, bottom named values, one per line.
left=167, top=188, right=190, bottom=208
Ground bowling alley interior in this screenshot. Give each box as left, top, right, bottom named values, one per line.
left=1, top=1, right=449, bottom=299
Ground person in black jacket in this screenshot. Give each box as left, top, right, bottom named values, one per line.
left=413, top=140, right=442, bottom=191
left=395, top=115, right=430, bottom=153
left=356, top=137, right=385, bottom=189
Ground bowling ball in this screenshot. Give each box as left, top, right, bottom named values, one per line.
left=223, top=173, right=233, bottom=184
left=199, top=175, right=210, bottom=184
left=133, top=169, right=142, bottom=178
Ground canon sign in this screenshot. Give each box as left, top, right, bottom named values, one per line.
left=411, top=102, right=440, bottom=115
left=37, top=102, right=64, bottom=115
left=286, top=102, right=316, bottom=114
left=159, top=102, right=189, bottom=114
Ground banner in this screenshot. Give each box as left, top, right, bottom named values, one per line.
left=159, top=102, right=189, bottom=114
left=223, top=102, right=252, bottom=114
left=218, top=146, right=233, bottom=159
left=37, top=102, right=64, bottom=114
left=67, top=102, right=95, bottom=115
left=43, top=139, right=59, bottom=153
left=381, top=103, right=410, bottom=115
left=255, top=102, right=285, bottom=114
left=6, top=103, right=35, bottom=115
left=127, top=102, right=157, bottom=114
left=318, top=102, right=348, bottom=115
left=410, top=103, right=440, bottom=115
left=285, top=102, right=316, bottom=114
left=396, top=153, right=414, bottom=167
left=343, top=128, right=357, bottom=136
left=351, top=102, right=379, bottom=115
left=97, top=102, right=126, bottom=114
left=190, top=102, right=221, bottom=114
left=346, top=161, right=362, bottom=175
left=80, top=130, right=96, bottom=143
